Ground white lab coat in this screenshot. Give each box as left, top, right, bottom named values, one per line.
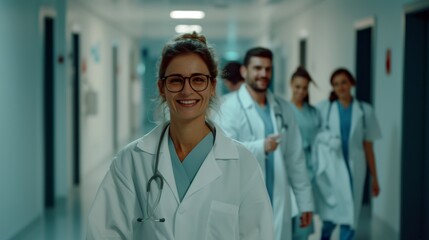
left=289, top=104, right=321, bottom=218
left=313, top=100, right=381, bottom=228
left=87, top=122, right=274, bottom=240
left=215, top=85, right=314, bottom=240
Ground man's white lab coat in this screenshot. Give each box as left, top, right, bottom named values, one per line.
left=216, top=85, right=314, bottom=240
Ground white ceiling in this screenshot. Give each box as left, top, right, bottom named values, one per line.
left=71, top=0, right=321, bottom=42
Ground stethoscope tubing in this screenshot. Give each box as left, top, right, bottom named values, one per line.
left=138, top=121, right=216, bottom=223
left=138, top=122, right=170, bottom=224
left=236, top=92, right=288, bottom=138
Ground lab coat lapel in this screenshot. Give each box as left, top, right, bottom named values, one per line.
left=329, top=102, right=341, bottom=136
left=237, top=85, right=265, bottom=139
left=157, top=133, right=181, bottom=204
left=267, top=92, right=281, bottom=134
left=349, top=100, right=363, bottom=141
left=183, top=150, right=221, bottom=200
left=182, top=129, right=235, bottom=200
left=136, top=123, right=181, bottom=203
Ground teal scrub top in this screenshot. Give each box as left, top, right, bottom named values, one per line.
left=168, top=132, right=214, bottom=201
left=337, top=101, right=352, bottom=162
left=337, top=100, right=353, bottom=191
left=254, top=102, right=275, bottom=204
left=291, top=103, right=320, bottom=179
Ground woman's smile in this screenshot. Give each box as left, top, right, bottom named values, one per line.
left=176, top=99, right=200, bottom=106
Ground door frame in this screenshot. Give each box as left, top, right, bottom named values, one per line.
left=71, top=31, right=81, bottom=186
left=401, top=2, right=429, bottom=239
left=40, top=7, right=56, bottom=208
left=354, top=16, right=376, bottom=102
left=298, top=38, right=307, bottom=69
left=112, top=45, right=119, bottom=151
left=354, top=16, right=376, bottom=206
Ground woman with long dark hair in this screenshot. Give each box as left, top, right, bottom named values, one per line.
left=314, top=68, right=381, bottom=240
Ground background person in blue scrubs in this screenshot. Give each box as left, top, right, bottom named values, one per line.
left=289, top=66, right=320, bottom=240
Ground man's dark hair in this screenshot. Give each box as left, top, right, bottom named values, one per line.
left=221, top=61, right=244, bottom=84
left=243, top=47, right=273, bottom=66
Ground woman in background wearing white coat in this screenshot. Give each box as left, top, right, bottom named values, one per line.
left=289, top=66, right=320, bottom=240
left=86, top=32, right=273, bottom=240
left=314, top=68, right=381, bottom=240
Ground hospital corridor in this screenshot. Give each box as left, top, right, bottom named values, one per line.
left=1, top=0, right=429, bottom=239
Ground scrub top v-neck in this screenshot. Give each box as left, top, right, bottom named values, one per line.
left=291, top=103, right=319, bottom=153
left=168, top=132, right=214, bottom=202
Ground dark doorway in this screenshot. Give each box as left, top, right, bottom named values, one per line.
left=356, top=27, right=373, bottom=103
left=72, top=33, right=81, bottom=186
left=355, top=25, right=373, bottom=206
left=299, top=39, right=307, bottom=68
left=43, top=17, right=55, bottom=208
left=401, top=7, right=429, bottom=240
left=112, top=46, right=119, bottom=150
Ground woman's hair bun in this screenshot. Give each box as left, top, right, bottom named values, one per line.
left=174, top=31, right=207, bottom=45
left=295, top=66, right=307, bottom=74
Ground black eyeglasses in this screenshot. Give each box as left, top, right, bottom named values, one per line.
left=161, top=73, right=211, bottom=93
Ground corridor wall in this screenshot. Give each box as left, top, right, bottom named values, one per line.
left=67, top=1, right=141, bottom=186
left=0, top=0, right=53, bottom=239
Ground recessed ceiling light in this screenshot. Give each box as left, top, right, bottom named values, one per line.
left=170, top=11, right=205, bottom=19
left=175, top=25, right=202, bottom=34
left=224, top=51, right=239, bottom=61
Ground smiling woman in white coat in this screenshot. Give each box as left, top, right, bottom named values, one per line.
left=313, top=68, right=381, bottom=240
left=86, top=32, right=274, bottom=240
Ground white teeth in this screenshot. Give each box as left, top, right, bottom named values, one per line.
left=178, top=100, right=197, bottom=105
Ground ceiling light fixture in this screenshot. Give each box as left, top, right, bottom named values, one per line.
left=175, top=25, right=202, bottom=34
left=170, top=11, right=205, bottom=19
left=224, top=51, right=239, bottom=61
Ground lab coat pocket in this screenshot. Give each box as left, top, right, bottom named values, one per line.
left=206, top=200, right=239, bottom=240
left=316, top=171, right=337, bottom=207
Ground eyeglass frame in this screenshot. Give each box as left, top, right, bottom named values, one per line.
left=161, top=73, right=213, bottom=93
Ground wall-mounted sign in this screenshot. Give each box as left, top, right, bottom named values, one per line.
left=81, top=58, right=87, bottom=74
left=91, top=43, right=101, bottom=63
left=386, top=48, right=391, bottom=75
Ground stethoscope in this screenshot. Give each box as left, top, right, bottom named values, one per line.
left=236, top=92, right=288, bottom=138
left=137, top=121, right=216, bottom=223
left=324, top=99, right=366, bottom=131
left=137, top=122, right=170, bottom=223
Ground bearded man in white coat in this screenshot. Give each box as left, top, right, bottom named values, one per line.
left=215, top=47, right=314, bottom=240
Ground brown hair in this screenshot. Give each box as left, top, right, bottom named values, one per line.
left=329, top=68, right=356, bottom=102
left=158, top=32, right=218, bottom=80
left=290, top=66, right=315, bottom=103
left=221, top=61, right=244, bottom=84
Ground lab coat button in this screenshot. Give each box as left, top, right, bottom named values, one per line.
left=178, top=208, right=186, bottom=214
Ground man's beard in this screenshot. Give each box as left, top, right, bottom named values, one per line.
left=248, top=78, right=270, bottom=93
